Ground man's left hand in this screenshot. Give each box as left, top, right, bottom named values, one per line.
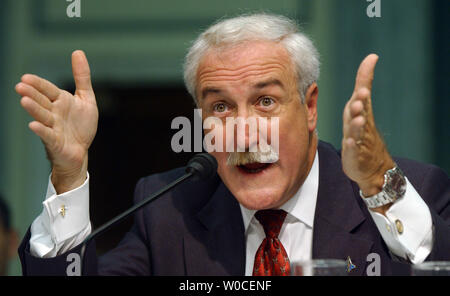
left=341, top=54, right=395, bottom=214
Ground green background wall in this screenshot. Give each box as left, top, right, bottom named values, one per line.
left=0, top=0, right=448, bottom=275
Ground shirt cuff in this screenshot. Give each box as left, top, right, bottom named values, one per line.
left=369, top=177, right=433, bottom=264
left=41, top=172, right=91, bottom=244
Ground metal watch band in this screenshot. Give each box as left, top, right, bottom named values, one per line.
left=359, top=165, right=406, bottom=209
left=359, top=189, right=396, bottom=208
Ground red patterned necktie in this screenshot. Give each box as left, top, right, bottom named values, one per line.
left=252, top=209, right=291, bottom=276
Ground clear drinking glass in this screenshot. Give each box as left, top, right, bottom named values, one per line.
left=291, top=259, right=347, bottom=276
left=411, top=261, right=450, bottom=276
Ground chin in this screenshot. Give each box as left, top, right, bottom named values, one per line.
left=228, top=183, right=286, bottom=210
left=217, top=158, right=290, bottom=210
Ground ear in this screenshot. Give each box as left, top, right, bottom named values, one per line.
left=304, top=83, right=318, bottom=132
left=7, top=229, right=19, bottom=260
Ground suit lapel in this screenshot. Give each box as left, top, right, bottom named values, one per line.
left=312, top=142, right=374, bottom=276
left=184, top=182, right=246, bottom=275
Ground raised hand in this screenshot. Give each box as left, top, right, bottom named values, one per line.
left=15, top=50, right=99, bottom=194
left=341, top=54, right=395, bottom=210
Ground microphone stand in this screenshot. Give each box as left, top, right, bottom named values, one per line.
left=79, top=171, right=194, bottom=275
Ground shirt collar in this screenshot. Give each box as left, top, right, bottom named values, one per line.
left=239, top=150, right=319, bottom=232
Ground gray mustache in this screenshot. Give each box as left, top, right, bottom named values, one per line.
left=227, top=146, right=279, bottom=165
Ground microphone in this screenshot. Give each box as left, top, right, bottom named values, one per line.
left=79, top=153, right=218, bottom=275
left=186, top=153, right=218, bottom=181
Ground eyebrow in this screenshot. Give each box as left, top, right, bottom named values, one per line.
left=200, top=78, right=285, bottom=100
left=201, top=87, right=222, bottom=99
left=252, top=78, right=285, bottom=90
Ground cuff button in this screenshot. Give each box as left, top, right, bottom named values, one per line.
left=395, top=219, right=403, bottom=234
left=59, top=204, right=67, bottom=218
left=386, top=225, right=391, bottom=233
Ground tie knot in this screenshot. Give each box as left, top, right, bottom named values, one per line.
left=255, top=209, right=287, bottom=238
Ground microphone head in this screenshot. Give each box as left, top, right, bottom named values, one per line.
left=186, top=153, right=218, bottom=181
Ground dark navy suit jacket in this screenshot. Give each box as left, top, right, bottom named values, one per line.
left=18, top=141, right=450, bottom=275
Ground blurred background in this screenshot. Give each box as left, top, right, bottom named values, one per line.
left=0, top=0, right=448, bottom=275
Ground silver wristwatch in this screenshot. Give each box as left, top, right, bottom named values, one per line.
left=360, top=165, right=407, bottom=208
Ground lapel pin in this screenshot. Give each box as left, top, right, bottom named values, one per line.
left=346, top=256, right=356, bottom=272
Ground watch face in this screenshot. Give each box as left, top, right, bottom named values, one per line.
left=385, top=168, right=406, bottom=197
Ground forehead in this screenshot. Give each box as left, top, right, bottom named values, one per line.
left=196, top=40, right=295, bottom=96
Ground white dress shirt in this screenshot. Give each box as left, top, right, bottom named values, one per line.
left=30, top=150, right=434, bottom=273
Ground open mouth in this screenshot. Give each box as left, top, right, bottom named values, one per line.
left=237, top=162, right=272, bottom=174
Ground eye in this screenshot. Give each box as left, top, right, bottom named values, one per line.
left=213, top=102, right=228, bottom=113
left=258, top=97, right=275, bottom=107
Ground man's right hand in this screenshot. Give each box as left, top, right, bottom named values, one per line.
left=15, top=50, right=98, bottom=194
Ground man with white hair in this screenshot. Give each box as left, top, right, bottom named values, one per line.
left=16, top=14, right=449, bottom=276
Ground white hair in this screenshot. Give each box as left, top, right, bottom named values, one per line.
left=183, top=13, right=320, bottom=104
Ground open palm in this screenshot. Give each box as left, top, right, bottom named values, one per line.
left=341, top=54, right=394, bottom=197
left=15, top=50, right=98, bottom=192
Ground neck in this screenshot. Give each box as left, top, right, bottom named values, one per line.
left=297, top=132, right=318, bottom=193
left=274, top=133, right=318, bottom=209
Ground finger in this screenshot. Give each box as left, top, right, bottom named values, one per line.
left=342, top=137, right=359, bottom=165
left=344, top=86, right=369, bottom=122
left=349, top=99, right=364, bottom=118
left=21, top=74, right=61, bottom=102
left=350, top=87, right=371, bottom=114
left=28, top=121, right=56, bottom=146
left=20, top=96, right=55, bottom=127
left=343, top=98, right=356, bottom=138
left=347, top=115, right=366, bottom=140
left=15, top=82, right=52, bottom=110
left=354, top=54, right=378, bottom=93
left=72, top=50, right=93, bottom=94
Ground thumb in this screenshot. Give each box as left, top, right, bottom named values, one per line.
left=71, top=50, right=93, bottom=94
left=353, top=54, right=378, bottom=93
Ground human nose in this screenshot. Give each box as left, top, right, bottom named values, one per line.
left=231, top=106, right=259, bottom=152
